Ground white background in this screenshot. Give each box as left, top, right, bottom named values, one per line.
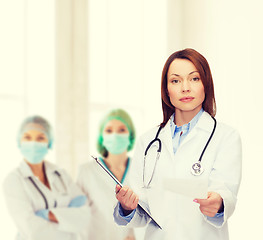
left=1, top=0, right=263, bottom=239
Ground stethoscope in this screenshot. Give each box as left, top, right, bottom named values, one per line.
left=143, top=116, right=217, bottom=188
left=28, top=170, right=66, bottom=209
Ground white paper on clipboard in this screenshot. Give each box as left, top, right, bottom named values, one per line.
left=163, top=178, right=208, bottom=199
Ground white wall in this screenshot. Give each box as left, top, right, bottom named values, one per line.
left=1, top=0, right=263, bottom=239
left=0, top=0, right=55, bottom=238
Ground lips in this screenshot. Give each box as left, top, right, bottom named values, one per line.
left=179, top=96, right=195, bottom=102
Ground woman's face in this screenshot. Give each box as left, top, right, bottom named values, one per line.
left=21, top=129, right=49, bottom=144
left=103, top=119, right=129, bottom=135
left=20, top=128, right=49, bottom=165
left=167, top=58, right=205, bottom=114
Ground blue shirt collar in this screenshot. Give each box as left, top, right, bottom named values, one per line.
left=170, top=108, right=204, bottom=137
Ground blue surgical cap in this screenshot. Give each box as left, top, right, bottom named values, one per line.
left=17, top=115, right=54, bottom=149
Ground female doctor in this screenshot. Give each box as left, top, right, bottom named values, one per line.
left=113, top=48, right=242, bottom=239
left=77, top=109, right=136, bottom=240
left=3, top=115, right=90, bottom=240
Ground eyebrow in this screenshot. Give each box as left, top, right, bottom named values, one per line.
left=170, top=71, right=199, bottom=77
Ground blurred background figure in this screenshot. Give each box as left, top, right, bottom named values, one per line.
left=2, top=115, right=90, bottom=240
left=77, top=109, right=136, bottom=240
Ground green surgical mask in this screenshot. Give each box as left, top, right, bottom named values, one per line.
left=102, top=133, right=130, bottom=155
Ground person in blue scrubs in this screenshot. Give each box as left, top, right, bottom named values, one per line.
left=77, top=109, right=137, bottom=240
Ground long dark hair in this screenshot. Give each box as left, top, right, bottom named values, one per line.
left=160, top=48, right=216, bottom=127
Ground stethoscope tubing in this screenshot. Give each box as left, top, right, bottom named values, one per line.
left=29, top=171, right=64, bottom=209
left=28, top=176, right=49, bottom=209
left=143, top=115, right=217, bottom=184
left=197, top=116, right=217, bottom=163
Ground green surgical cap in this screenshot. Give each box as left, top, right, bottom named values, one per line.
left=97, top=109, right=136, bottom=157
left=17, top=115, right=54, bottom=149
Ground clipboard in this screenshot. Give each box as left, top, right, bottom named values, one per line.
left=91, top=155, right=162, bottom=229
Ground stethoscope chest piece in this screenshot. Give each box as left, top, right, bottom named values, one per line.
left=191, top=162, right=204, bottom=176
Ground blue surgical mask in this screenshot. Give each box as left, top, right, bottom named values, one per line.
left=103, top=133, right=130, bottom=155
left=20, top=142, right=48, bottom=164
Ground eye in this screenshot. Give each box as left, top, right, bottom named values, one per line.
left=192, top=77, right=200, bottom=81
left=37, top=136, right=45, bottom=141
left=118, top=128, right=127, bottom=133
left=170, top=79, right=180, bottom=84
left=23, top=135, right=31, bottom=141
left=104, top=128, right=112, bottom=133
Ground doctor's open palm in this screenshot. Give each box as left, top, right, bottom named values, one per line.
left=115, top=185, right=139, bottom=215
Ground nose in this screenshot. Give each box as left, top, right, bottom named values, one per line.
left=181, top=80, right=190, bottom=93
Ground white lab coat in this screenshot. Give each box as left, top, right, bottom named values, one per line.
left=114, top=111, right=242, bottom=240
left=77, top=159, right=134, bottom=240
left=3, top=160, right=90, bottom=240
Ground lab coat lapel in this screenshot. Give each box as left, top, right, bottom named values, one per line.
left=179, top=111, right=214, bottom=148
left=18, top=161, right=34, bottom=178
left=95, top=159, right=116, bottom=189
left=44, top=162, right=55, bottom=190
left=179, top=128, right=198, bottom=149
left=159, top=121, right=174, bottom=162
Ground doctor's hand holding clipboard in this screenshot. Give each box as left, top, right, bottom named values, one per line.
left=92, top=155, right=162, bottom=230
left=112, top=48, right=242, bottom=240
left=115, top=185, right=139, bottom=216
